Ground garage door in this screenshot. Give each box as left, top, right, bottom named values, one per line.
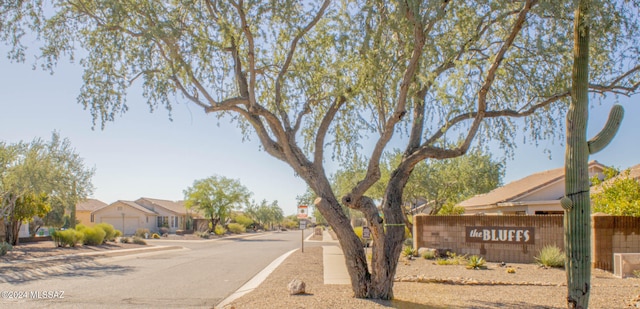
left=100, top=217, right=140, bottom=235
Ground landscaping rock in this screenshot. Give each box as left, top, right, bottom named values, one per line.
left=287, top=279, right=306, bottom=295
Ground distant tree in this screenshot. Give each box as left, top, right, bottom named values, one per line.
left=1, top=133, right=94, bottom=245
left=246, top=199, right=284, bottom=230
left=591, top=169, right=640, bottom=216
left=184, top=175, right=252, bottom=231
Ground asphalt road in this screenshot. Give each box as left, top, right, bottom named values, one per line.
left=0, top=230, right=315, bottom=308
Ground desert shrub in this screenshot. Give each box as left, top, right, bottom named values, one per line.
left=82, top=226, right=106, bottom=246
left=0, top=241, right=13, bottom=256
left=535, top=245, right=565, bottom=268
left=402, top=246, right=417, bottom=257
left=119, top=237, right=130, bottom=244
left=114, top=230, right=123, bottom=238
left=152, top=233, right=161, bottom=239
left=95, top=223, right=116, bottom=242
left=213, top=224, right=227, bottom=235
left=195, top=231, right=210, bottom=239
left=506, top=267, right=516, bottom=274
left=135, top=228, right=150, bottom=238
left=75, top=224, right=87, bottom=231
left=466, top=255, right=487, bottom=270
left=159, top=227, right=169, bottom=235
left=227, top=223, right=246, bottom=234
left=233, top=214, right=254, bottom=228
left=53, top=229, right=83, bottom=247
left=132, top=237, right=147, bottom=245
left=403, top=238, right=413, bottom=247
left=633, top=270, right=640, bottom=278
left=422, top=250, right=436, bottom=260
left=436, top=252, right=467, bottom=265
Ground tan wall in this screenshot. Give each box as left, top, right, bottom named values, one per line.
left=592, top=216, right=640, bottom=271
left=413, top=215, right=564, bottom=264
left=76, top=210, right=95, bottom=227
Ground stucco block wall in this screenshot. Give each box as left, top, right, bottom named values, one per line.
left=413, top=215, right=564, bottom=264
left=592, top=216, right=640, bottom=271
left=76, top=211, right=95, bottom=227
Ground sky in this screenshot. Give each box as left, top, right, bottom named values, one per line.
left=1, top=58, right=639, bottom=216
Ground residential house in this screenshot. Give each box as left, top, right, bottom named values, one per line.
left=134, top=197, right=192, bottom=233
left=457, top=160, right=607, bottom=215
left=76, top=198, right=108, bottom=227
left=92, top=200, right=157, bottom=235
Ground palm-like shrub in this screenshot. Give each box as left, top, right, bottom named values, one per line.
left=0, top=241, right=12, bottom=256
left=466, top=255, right=487, bottom=270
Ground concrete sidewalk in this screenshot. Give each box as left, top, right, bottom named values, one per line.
left=322, top=230, right=350, bottom=284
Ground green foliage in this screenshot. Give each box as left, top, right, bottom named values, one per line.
left=75, top=224, right=87, bottom=231
left=184, top=175, right=252, bottom=230
left=591, top=169, right=640, bottom=216
left=232, top=214, right=254, bottom=228
left=213, top=224, right=227, bottom=236
left=227, top=223, right=246, bottom=234
left=436, top=252, right=467, bottom=265
left=422, top=250, right=436, bottom=260
left=95, top=223, right=116, bottom=242
left=245, top=199, right=284, bottom=229
left=151, top=233, right=160, bottom=239
left=114, top=230, right=122, bottom=238
left=52, top=229, right=83, bottom=247
left=82, top=226, right=106, bottom=246
left=633, top=270, right=640, bottom=279
left=0, top=241, right=13, bottom=256
left=535, top=245, right=565, bottom=268
left=131, top=237, right=147, bottom=245
left=401, top=246, right=417, bottom=258
left=195, top=231, right=210, bottom=239
left=135, top=228, right=150, bottom=238
left=466, top=255, right=487, bottom=270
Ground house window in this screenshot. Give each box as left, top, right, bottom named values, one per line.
left=90, top=214, right=94, bottom=223
left=117, top=206, right=123, bottom=211
left=157, top=216, right=168, bottom=227
left=174, top=216, right=178, bottom=228
left=170, top=216, right=175, bottom=228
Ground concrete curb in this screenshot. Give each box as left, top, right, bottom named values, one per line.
left=216, top=248, right=297, bottom=309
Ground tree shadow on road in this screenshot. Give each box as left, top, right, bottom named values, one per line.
left=0, top=257, right=134, bottom=285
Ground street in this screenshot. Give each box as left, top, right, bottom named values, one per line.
left=0, top=230, right=315, bottom=308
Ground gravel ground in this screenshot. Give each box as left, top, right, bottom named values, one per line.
left=222, top=246, right=640, bottom=309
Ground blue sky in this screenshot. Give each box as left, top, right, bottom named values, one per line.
left=1, top=59, right=638, bottom=216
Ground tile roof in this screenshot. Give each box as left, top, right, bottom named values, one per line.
left=135, top=197, right=188, bottom=215
left=76, top=199, right=108, bottom=212
left=115, top=200, right=158, bottom=215
left=458, top=160, right=606, bottom=208
left=591, top=164, right=640, bottom=194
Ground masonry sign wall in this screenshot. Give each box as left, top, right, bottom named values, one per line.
left=465, top=226, right=535, bottom=244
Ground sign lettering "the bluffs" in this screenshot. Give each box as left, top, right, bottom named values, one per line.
left=465, top=227, right=535, bottom=244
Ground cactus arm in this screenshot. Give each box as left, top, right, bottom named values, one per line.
left=560, top=196, right=573, bottom=210
left=587, top=104, right=624, bottom=154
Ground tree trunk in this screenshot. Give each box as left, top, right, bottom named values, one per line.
left=565, top=1, right=591, bottom=307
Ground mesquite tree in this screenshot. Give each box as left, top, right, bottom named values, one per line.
left=2, top=1, right=639, bottom=299
left=562, top=0, right=625, bottom=307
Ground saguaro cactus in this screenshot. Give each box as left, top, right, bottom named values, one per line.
left=562, top=0, right=624, bottom=308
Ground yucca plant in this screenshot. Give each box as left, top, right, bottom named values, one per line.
left=401, top=246, right=417, bottom=258
left=535, top=245, right=565, bottom=268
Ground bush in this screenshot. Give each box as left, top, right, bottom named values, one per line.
left=75, top=224, right=88, bottom=231
left=159, top=227, right=169, bottom=235
left=422, top=250, right=436, bottom=260
left=466, top=255, right=487, bottom=270
left=95, top=223, right=116, bottom=242
left=227, top=223, right=246, bottom=234
left=152, top=233, right=161, bottom=239
left=0, top=241, right=13, bottom=256
left=114, top=230, right=123, bottom=238
left=233, top=214, right=254, bottom=228
left=213, top=224, right=227, bottom=235
left=402, top=246, right=417, bottom=257
left=82, top=226, right=107, bottom=246
left=403, top=238, right=413, bottom=247
left=119, top=237, right=130, bottom=244
left=135, top=228, right=150, bottom=238
left=195, top=231, right=210, bottom=239
left=52, top=229, right=83, bottom=247
left=436, top=252, right=467, bottom=265
left=535, top=245, right=565, bottom=268
left=132, top=237, right=147, bottom=245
